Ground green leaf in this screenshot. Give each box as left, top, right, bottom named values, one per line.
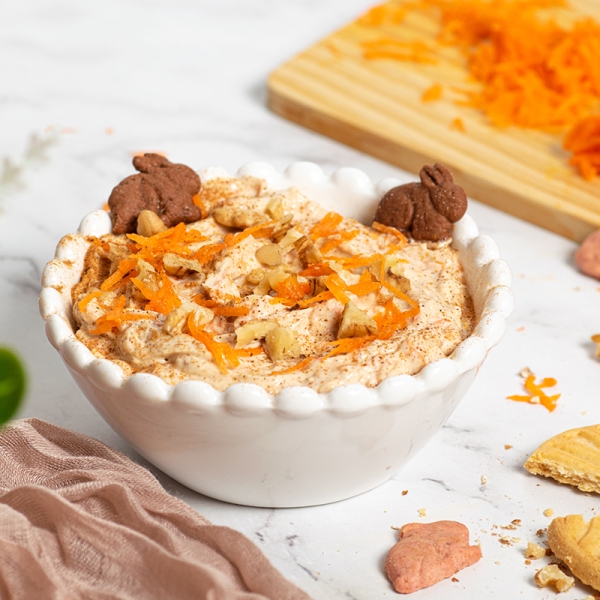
left=0, top=347, right=26, bottom=424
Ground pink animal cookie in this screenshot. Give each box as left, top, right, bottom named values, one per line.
left=384, top=520, right=482, bottom=594
left=575, top=229, right=600, bottom=279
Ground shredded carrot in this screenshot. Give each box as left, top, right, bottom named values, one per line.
left=309, top=212, right=344, bottom=240
left=273, top=274, right=312, bottom=303
left=450, top=117, right=466, bottom=132
left=325, top=253, right=384, bottom=269
left=299, top=263, right=336, bottom=277
left=192, top=242, right=226, bottom=265
left=372, top=221, right=408, bottom=246
left=319, top=230, right=360, bottom=254
left=381, top=280, right=420, bottom=309
left=325, top=273, right=350, bottom=304
left=422, top=83, right=443, bottom=102
left=564, top=115, right=600, bottom=179
left=270, top=357, right=316, bottom=376
left=360, top=0, right=600, bottom=178
left=193, top=297, right=249, bottom=317
left=506, top=372, right=560, bottom=412
left=324, top=336, right=376, bottom=358
left=346, top=280, right=381, bottom=296
left=228, top=220, right=277, bottom=246
left=100, top=258, right=138, bottom=292
left=297, top=291, right=334, bottom=308
left=235, top=346, right=265, bottom=358
left=132, top=274, right=181, bottom=315
left=78, top=291, right=102, bottom=312
left=187, top=314, right=239, bottom=374
left=89, top=295, right=154, bottom=334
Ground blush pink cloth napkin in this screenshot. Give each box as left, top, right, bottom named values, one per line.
left=0, top=419, right=311, bottom=600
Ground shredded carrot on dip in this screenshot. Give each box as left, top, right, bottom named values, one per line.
left=359, top=0, right=600, bottom=178
left=450, top=118, right=466, bottom=132
left=507, top=371, right=560, bottom=412
left=187, top=313, right=239, bottom=375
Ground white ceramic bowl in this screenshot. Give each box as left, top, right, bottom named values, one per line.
left=40, top=162, right=513, bottom=508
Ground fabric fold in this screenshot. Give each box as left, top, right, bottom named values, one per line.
left=0, top=419, right=310, bottom=600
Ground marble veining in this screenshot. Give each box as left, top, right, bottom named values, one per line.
left=2, top=0, right=600, bottom=598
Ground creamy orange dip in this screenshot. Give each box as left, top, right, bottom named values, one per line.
left=72, top=175, right=475, bottom=394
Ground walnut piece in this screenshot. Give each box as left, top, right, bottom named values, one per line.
left=212, top=206, right=269, bottom=230
left=137, top=210, right=168, bottom=237
left=271, top=214, right=294, bottom=243
left=246, top=269, right=265, bottom=286
left=294, top=236, right=322, bottom=266
left=163, top=303, right=214, bottom=336
left=256, top=244, right=283, bottom=266
left=337, top=302, right=378, bottom=339
left=534, top=564, right=574, bottom=593
left=266, top=196, right=284, bottom=220
left=235, top=320, right=278, bottom=348
left=264, top=326, right=302, bottom=361
left=163, top=253, right=205, bottom=277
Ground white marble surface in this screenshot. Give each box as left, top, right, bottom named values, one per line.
left=2, top=1, right=600, bottom=598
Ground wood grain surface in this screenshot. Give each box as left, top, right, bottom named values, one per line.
left=268, top=0, right=600, bottom=241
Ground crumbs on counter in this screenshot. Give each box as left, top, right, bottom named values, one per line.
left=506, top=368, right=560, bottom=412
left=535, top=564, right=575, bottom=593
left=418, top=508, right=427, bottom=518
left=402, top=490, right=409, bottom=496
left=544, top=508, right=555, bottom=518
left=525, top=542, right=546, bottom=560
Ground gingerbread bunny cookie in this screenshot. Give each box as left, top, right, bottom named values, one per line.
left=374, top=163, right=467, bottom=242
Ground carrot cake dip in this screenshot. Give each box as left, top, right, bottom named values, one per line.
left=71, top=155, right=475, bottom=394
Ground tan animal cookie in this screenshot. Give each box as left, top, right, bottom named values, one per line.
left=385, top=520, right=482, bottom=594
left=548, top=514, right=600, bottom=592
left=524, top=425, right=600, bottom=493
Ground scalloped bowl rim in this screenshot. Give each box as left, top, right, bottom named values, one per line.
left=40, top=161, right=514, bottom=417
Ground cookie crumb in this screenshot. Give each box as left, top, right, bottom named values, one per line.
left=504, top=444, right=513, bottom=450
left=418, top=508, right=427, bottom=517
left=525, top=559, right=531, bottom=565
left=525, top=542, right=546, bottom=559
left=534, top=564, right=574, bottom=593
left=402, top=490, right=408, bottom=496
left=544, top=508, right=555, bottom=517
left=480, top=475, right=487, bottom=485
left=451, top=577, right=459, bottom=582
left=520, top=366, right=533, bottom=378
left=536, top=528, right=545, bottom=537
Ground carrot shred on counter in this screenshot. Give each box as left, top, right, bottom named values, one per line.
left=360, top=0, right=600, bottom=177
left=450, top=117, right=466, bottom=132
left=422, top=83, right=443, bottom=102
left=187, top=313, right=239, bottom=375
left=564, top=115, right=600, bottom=179
left=309, top=212, right=344, bottom=240
left=506, top=372, right=560, bottom=412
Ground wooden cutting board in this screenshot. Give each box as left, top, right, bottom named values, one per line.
left=268, top=1, right=600, bottom=242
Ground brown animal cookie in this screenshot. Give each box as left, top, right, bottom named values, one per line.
left=374, top=163, right=467, bottom=242
left=384, top=520, right=482, bottom=594
left=108, top=153, right=201, bottom=234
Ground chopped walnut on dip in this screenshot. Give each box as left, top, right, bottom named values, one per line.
left=71, top=157, right=475, bottom=394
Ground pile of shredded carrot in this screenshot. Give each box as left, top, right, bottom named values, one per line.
left=506, top=370, right=561, bottom=412
left=83, top=209, right=422, bottom=375
left=359, top=0, right=600, bottom=178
